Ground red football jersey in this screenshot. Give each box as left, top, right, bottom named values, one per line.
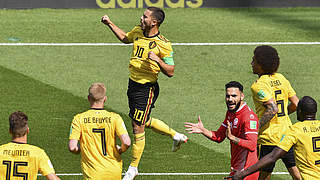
left=211, top=103, right=259, bottom=180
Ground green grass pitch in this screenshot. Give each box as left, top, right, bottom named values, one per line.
left=0, top=7, right=320, bottom=180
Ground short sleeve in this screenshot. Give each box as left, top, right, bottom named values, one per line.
left=243, top=113, right=259, bottom=134
left=251, top=82, right=273, bottom=103
left=126, top=26, right=140, bottom=43
left=115, top=114, right=128, bottom=136
left=158, top=41, right=174, bottom=65
left=277, top=126, right=297, bottom=152
left=69, top=115, right=81, bottom=140
left=38, top=150, right=55, bottom=176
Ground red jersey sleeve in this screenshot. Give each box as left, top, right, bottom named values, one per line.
left=238, top=113, right=259, bottom=152
left=210, top=114, right=228, bottom=143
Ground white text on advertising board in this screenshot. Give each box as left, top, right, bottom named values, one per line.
left=96, top=0, right=203, bottom=8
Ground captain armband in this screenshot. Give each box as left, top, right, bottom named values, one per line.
left=162, top=56, right=174, bottom=65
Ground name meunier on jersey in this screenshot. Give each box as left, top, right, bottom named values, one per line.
left=2, top=149, right=30, bottom=156
left=126, top=26, right=174, bottom=84
left=83, top=116, right=111, bottom=123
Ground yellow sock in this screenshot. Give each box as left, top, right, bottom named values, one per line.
left=130, top=132, right=145, bottom=167
left=146, top=118, right=177, bottom=138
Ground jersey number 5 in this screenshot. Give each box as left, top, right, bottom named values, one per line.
left=312, top=136, right=320, bottom=165
left=275, top=90, right=285, bottom=117
left=2, top=161, right=28, bottom=180
left=92, top=128, right=107, bottom=156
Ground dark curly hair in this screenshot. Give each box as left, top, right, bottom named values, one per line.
left=254, top=45, right=280, bottom=74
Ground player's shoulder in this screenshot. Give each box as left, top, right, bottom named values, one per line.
left=156, top=34, right=171, bottom=44
left=130, top=25, right=143, bottom=33
left=240, top=104, right=258, bottom=119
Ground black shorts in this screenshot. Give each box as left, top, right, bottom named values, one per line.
left=258, top=145, right=296, bottom=173
left=127, top=78, right=159, bottom=126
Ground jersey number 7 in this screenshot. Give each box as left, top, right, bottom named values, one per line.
left=92, top=128, right=107, bottom=156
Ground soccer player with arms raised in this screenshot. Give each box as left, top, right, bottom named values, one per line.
left=0, top=111, right=60, bottom=180
left=185, top=81, right=259, bottom=180
left=101, top=7, right=187, bottom=180
left=230, top=96, right=320, bottom=180
left=250, top=45, right=301, bottom=180
left=69, top=83, right=131, bottom=180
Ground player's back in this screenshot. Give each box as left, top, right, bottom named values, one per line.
left=279, top=120, right=320, bottom=179
left=251, top=73, right=296, bottom=145
left=0, top=142, right=54, bottom=180
left=71, top=109, right=126, bottom=180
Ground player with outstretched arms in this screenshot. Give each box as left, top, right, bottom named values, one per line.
left=250, top=45, right=301, bottom=180
left=101, top=7, right=188, bottom=180
left=185, top=81, right=259, bottom=180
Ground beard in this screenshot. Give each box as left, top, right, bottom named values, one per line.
left=228, top=101, right=241, bottom=113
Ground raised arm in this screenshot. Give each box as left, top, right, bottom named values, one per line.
left=259, top=98, right=278, bottom=128
left=117, top=134, right=131, bottom=154
left=288, top=95, right=299, bottom=114
left=101, top=15, right=130, bottom=44
left=185, top=116, right=226, bottom=143
left=148, top=51, right=175, bottom=77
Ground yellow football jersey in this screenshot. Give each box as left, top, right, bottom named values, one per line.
left=251, top=73, right=296, bottom=145
left=69, top=109, right=129, bottom=180
left=126, top=26, right=174, bottom=84
left=0, top=142, right=55, bottom=180
left=278, top=120, right=320, bottom=180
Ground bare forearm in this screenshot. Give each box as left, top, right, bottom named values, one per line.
left=158, top=60, right=174, bottom=77
left=288, top=95, right=299, bottom=114
left=105, top=21, right=129, bottom=43
left=202, top=128, right=213, bottom=139
left=239, top=148, right=285, bottom=178
left=259, top=102, right=278, bottom=128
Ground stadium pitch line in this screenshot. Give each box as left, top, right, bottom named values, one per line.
left=0, top=42, right=320, bottom=46
left=38, top=172, right=289, bottom=176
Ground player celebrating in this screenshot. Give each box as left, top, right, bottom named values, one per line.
left=230, top=96, right=320, bottom=180
left=69, top=83, right=131, bottom=180
left=101, top=7, right=187, bottom=180
left=0, top=111, right=60, bottom=180
left=250, top=45, right=301, bottom=180
left=185, top=81, right=259, bottom=180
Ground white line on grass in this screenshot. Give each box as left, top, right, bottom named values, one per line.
left=38, top=172, right=289, bottom=176
left=0, top=42, right=320, bottom=46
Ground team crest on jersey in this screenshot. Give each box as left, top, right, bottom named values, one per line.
left=233, top=118, right=238, bottom=128
left=250, top=114, right=254, bottom=119
left=149, top=41, right=157, bottom=49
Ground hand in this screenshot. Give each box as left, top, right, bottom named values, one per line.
left=101, top=15, right=111, bottom=25
left=226, top=121, right=233, bottom=140
left=148, top=51, right=160, bottom=63
left=184, top=116, right=205, bottom=134
left=224, top=168, right=243, bottom=180
left=116, top=145, right=122, bottom=154
left=226, top=121, right=239, bottom=144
